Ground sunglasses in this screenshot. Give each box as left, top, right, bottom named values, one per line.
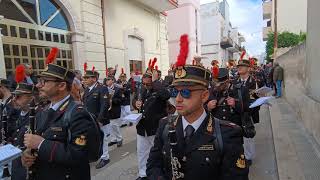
left=170, top=88, right=205, bottom=99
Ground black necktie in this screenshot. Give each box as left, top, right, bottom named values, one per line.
left=185, top=125, right=195, bottom=144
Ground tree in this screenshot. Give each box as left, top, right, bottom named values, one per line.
left=265, top=31, right=306, bottom=62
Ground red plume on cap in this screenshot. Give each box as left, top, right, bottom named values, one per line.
left=250, top=58, right=255, bottom=67
left=240, top=51, right=246, bottom=61
left=92, top=66, right=95, bottom=72
left=176, top=34, right=189, bottom=67
left=121, top=68, right=124, bottom=74
left=84, top=62, right=88, bottom=72
left=151, top=58, right=157, bottom=70
left=15, top=64, right=26, bottom=83
left=212, top=66, right=219, bottom=79
left=148, top=59, right=152, bottom=69
left=46, top=47, right=59, bottom=65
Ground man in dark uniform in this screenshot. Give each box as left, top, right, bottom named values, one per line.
left=0, top=79, right=20, bottom=142
left=147, top=63, right=249, bottom=180
left=133, top=71, right=171, bottom=180
left=207, top=68, right=250, bottom=126
left=147, top=34, right=248, bottom=180
left=21, top=63, right=95, bottom=180
left=118, top=71, right=132, bottom=127
left=234, top=59, right=260, bottom=165
left=105, top=76, right=123, bottom=148
left=11, top=83, right=37, bottom=180
left=82, top=70, right=110, bottom=169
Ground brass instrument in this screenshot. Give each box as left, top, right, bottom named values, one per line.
left=108, top=87, right=115, bottom=111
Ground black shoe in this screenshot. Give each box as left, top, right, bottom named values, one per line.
left=120, top=124, right=127, bottom=128
left=136, top=177, right=148, bottom=180
left=95, top=159, right=110, bottom=169
left=108, top=141, right=117, bottom=146
left=117, top=140, right=123, bottom=147
left=129, top=122, right=133, bottom=126
left=247, top=159, right=253, bottom=166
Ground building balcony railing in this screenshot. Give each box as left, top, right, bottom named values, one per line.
left=263, top=26, right=272, bottom=41
left=263, top=0, right=272, bottom=20
left=220, top=36, right=233, bottom=49
left=135, top=0, right=178, bottom=13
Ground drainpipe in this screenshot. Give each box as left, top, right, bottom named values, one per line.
left=101, top=0, right=108, bottom=69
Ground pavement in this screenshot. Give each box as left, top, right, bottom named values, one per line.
left=90, top=105, right=281, bottom=180
left=269, top=98, right=320, bottom=180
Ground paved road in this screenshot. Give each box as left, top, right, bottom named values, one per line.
left=92, top=106, right=279, bottom=180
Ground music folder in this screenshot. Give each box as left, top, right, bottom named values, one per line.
left=0, top=144, right=22, bottom=166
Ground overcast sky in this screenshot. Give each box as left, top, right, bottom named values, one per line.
left=200, top=0, right=266, bottom=57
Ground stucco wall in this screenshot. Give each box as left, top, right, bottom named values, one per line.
left=306, top=0, right=320, bottom=102
left=277, top=42, right=320, bottom=144
left=104, top=0, right=169, bottom=77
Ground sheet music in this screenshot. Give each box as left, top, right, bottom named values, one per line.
left=249, top=96, right=273, bottom=109
left=124, top=113, right=143, bottom=124
left=0, top=144, right=22, bottom=166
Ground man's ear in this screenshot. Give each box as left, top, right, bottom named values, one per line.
left=202, top=89, right=209, bottom=103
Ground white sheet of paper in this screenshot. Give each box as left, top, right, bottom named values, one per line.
left=0, top=144, right=22, bottom=166
left=255, top=86, right=273, bottom=96
left=124, top=113, right=143, bottom=124
left=249, top=96, right=273, bottom=108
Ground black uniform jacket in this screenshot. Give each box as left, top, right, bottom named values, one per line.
left=207, top=84, right=250, bottom=126
left=0, top=96, right=20, bottom=142
left=234, top=76, right=260, bottom=124
left=83, top=83, right=110, bottom=125
left=33, top=97, right=93, bottom=180
left=108, top=85, right=122, bottom=120
left=12, top=113, right=29, bottom=180
left=120, top=82, right=131, bottom=106
left=147, top=114, right=249, bottom=180
left=133, top=81, right=170, bottom=136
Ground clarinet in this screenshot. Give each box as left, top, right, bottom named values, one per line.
left=1, top=109, right=11, bottom=178
left=168, top=114, right=184, bottom=180
left=136, top=79, right=143, bottom=113
left=26, top=99, right=36, bottom=180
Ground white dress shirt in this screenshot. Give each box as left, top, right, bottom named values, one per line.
left=182, top=110, right=207, bottom=137
left=89, top=82, right=98, bottom=92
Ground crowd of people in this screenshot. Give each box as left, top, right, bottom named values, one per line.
left=0, top=34, right=283, bottom=180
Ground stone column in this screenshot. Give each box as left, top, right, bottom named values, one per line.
left=0, top=15, right=6, bottom=78
left=70, top=31, right=85, bottom=72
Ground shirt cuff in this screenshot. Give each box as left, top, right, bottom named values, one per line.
left=38, top=139, right=45, bottom=150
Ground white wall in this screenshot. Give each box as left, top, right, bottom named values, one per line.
left=167, top=0, right=201, bottom=66
left=270, top=0, right=307, bottom=33
left=104, top=0, right=169, bottom=77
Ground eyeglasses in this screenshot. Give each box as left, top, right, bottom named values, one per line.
left=170, top=88, right=205, bottom=99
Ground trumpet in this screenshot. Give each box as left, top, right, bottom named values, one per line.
left=108, top=87, right=115, bottom=111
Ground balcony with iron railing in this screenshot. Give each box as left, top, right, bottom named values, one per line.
left=135, top=0, right=178, bottom=13
left=220, top=36, right=233, bottom=49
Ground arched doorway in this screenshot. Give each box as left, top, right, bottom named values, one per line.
left=0, top=0, right=73, bottom=77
